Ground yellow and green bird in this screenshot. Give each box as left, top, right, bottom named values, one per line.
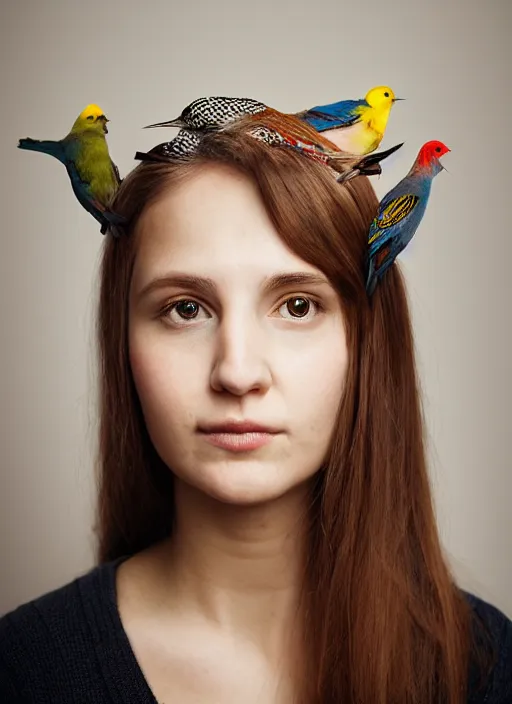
left=297, top=85, right=403, bottom=155
left=18, top=104, right=122, bottom=234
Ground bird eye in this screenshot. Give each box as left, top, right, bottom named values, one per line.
left=435, top=146, right=442, bottom=153
left=87, top=115, right=94, bottom=121
left=384, top=92, right=390, bottom=97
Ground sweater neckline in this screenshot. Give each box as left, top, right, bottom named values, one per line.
left=78, top=555, right=161, bottom=704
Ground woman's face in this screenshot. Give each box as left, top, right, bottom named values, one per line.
left=129, top=164, right=348, bottom=505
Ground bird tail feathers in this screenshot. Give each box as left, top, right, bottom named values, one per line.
left=100, top=209, right=126, bottom=236
left=357, top=141, right=404, bottom=176
left=134, top=150, right=169, bottom=163
left=365, top=257, right=378, bottom=296
left=18, top=138, right=65, bottom=162
left=334, top=142, right=404, bottom=183
left=366, top=244, right=396, bottom=295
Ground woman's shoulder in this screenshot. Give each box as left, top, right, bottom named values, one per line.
left=460, top=589, right=512, bottom=703
left=0, top=556, right=130, bottom=701
left=0, top=556, right=123, bottom=640
left=463, top=589, right=511, bottom=631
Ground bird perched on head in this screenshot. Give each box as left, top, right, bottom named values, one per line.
left=365, top=140, right=450, bottom=295
left=136, top=116, right=403, bottom=184
left=145, top=96, right=268, bottom=132
left=297, top=85, right=403, bottom=154
left=245, top=122, right=403, bottom=183
left=18, top=104, right=122, bottom=234
left=145, top=87, right=402, bottom=155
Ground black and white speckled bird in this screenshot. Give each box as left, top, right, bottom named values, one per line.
left=134, top=129, right=202, bottom=163
left=145, top=97, right=268, bottom=131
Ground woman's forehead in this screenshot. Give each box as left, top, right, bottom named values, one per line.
left=132, top=164, right=321, bottom=285
left=136, top=163, right=266, bottom=240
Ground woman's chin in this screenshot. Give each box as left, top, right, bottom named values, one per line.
left=177, top=462, right=313, bottom=508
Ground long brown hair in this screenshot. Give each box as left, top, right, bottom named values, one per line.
left=95, top=123, right=495, bottom=703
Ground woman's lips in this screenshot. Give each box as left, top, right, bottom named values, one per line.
left=198, top=421, right=282, bottom=452
left=201, top=431, right=276, bottom=452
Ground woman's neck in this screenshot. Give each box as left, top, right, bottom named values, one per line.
left=150, top=478, right=310, bottom=654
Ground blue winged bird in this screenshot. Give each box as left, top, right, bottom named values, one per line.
left=366, top=140, right=450, bottom=295
left=297, top=85, right=403, bottom=154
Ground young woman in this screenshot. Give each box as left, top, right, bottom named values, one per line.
left=1, top=123, right=510, bottom=703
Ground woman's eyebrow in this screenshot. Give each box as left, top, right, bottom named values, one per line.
left=136, top=271, right=331, bottom=300
left=137, top=274, right=217, bottom=300
left=264, top=272, right=331, bottom=293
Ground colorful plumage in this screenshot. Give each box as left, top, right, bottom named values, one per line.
left=142, top=95, right=404, bottom=182
left=136, top=118, right=403, bottom=184
left=365, top=140, right=451, bottom=295
left=297, top=85, right=402, bottom=154
left=245, top=123, right=403, bottom=183
left=145, top=88, right=401, bottom=155
left=18, top=104, right=122, bottom=234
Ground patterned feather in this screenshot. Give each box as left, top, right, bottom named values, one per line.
left=135, top=130, right=202, bottom=162
left=145, top=97, right=268, bottom=130
left=366, top=140, right=450, bottom=295
left=298, top=99, right=367, bottom=130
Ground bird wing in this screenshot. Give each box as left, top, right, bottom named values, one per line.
left=299, top=99, right=367, bottom=130
left=65, top=159, right=110, bottom=220
left=368, top=194, right=420, bottom=255
left=64, top=132, right=119, bottom=199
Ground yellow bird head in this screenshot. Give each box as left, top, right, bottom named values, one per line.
left=364, top=86, right=400, bottom=109
left=72, top=104, right=110, bottom=134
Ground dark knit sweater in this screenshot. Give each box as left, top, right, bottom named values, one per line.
left=0, top=555, right=511, bottom=702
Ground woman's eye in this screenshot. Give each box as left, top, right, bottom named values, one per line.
left=278, top=296, right=319, bottom=320
left=163, top=299, right=208, bottom=324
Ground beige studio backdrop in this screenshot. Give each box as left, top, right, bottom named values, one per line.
left=0, top=0, right=510, bottom=615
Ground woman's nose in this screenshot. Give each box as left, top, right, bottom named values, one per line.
left=209, top=316, right=272, bottom=396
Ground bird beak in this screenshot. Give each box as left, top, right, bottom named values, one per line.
left=98, top=115, right=109, bottom=133
left=393, top=98, right=405, bottom=102
left=144, top=120, right=175, bottom=129
left=439, top=150, right=451, bottom=172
